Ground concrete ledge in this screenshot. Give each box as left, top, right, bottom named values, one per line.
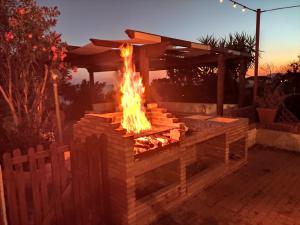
left=256, top=128, right=300, bottom=152
left=247, top=128, right=257, bottom=149
left=92, top=102, right=115, bottom=113
left=158, top=102, right=237, bottom=115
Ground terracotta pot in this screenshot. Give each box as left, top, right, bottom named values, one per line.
left=256, top=108, right=278, bottom=124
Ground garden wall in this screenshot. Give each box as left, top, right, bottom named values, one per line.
left=247, top=127, right=300, bottom=152
left=247, top=128, right=257, bottom=148
left=256, top=129, right=300, bottom=152
left=92, top=102, right=116, bottom=113
left=158, top=102, right=237, bottom=115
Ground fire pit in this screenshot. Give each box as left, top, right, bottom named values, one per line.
left=73, top=43, right=249, bottom=225
left=74, top=108, right=249, bottom=225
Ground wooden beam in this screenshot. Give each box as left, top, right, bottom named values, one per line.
left=142, top=42, right=169, bottom=58
left=138, top=48, right=150, bottom=102
left=125, top=29, right=161, bottom=43
left=126, top=29, right=210, bottom=50
left=88, top=70, right=95, bottom=107
left=217, top=54, right=226, bottom=116
left=125, top=29, right=251, bottom=57
left=90, top=39, right=123, bottom=48
left=238, top=59, right=247, bottom=107
left=148, top=53, right=236, bottom=71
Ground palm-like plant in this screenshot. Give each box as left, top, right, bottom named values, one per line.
left=162, top=33, right=255, bottom=102
left=198, top=32, right=255, bottom=66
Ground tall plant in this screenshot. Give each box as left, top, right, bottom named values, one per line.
left=162, top=33, right=255, bottom=102
left=0, top=0, right=69, bottom=149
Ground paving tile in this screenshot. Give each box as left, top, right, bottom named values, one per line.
left=154, top=145, right=300, bottom=225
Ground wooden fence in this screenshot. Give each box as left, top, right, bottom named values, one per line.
left=0, top=134, right=107, bottom=225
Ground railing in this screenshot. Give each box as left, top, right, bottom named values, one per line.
left=0, top=135, right=107, bottom=225
left=2, top=144, right=71, bottom=225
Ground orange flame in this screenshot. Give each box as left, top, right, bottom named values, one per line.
left=120, top=43, right=151, bottom=134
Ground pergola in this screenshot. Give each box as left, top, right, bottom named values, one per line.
left=66, top=29, right=252, bottom=115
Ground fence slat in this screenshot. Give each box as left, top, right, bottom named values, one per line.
left=79, top=142, right=90, bottom=225
left=50, top=144, right=64, bottom=225
left=28, top=148, right=42, bottom=225
left=86, top=136, right=99, bottom=225
left=99, top=134, right=110, bottom=224
left=70, top=141, right=83, bottom=225
left=3, top=152, right=19, bottom=225
left=0, top=165, right=8, bottom=225
left=58, top=147, right=68, bottom=225
left=36, top=145, right=49, bottom=219
left=58, top=147, right=68, bottom=191
left=12, top=149, right=28, bottom=225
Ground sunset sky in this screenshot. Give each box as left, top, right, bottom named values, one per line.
left=38, top=0, right=300, bottom=84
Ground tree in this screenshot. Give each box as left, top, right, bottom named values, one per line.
left=0, top=0, right=69, bottom=150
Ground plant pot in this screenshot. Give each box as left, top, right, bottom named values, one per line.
left=256, top=107, right=278, bottom=124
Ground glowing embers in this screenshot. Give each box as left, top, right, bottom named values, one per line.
left=134, top=129, right=180, bottom=157
left=119, top=43, right=151, bottom=134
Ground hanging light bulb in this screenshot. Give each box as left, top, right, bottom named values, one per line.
left=233, top=2, right=237, bottom=8
left=219, top=0, right=223, bottom=3
left=242, top=6, right=246, bottom=12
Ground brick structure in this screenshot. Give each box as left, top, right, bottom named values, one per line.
left=73, top=104, right=248, bottom=225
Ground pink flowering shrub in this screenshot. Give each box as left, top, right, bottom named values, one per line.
left=0, top=0, right=72, bottom=150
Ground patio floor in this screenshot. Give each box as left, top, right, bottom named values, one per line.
left=152, top=145, right=300, bottom=225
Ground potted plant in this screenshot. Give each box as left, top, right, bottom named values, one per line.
left=256, top=83, right=283, bottom=124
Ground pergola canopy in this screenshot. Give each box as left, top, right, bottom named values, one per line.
left=66, top=29, right=251, bottom=72
left=66, top=29, right=251, bottom=115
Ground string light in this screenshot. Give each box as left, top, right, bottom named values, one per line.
left=220, top=0, right=300, bottom=13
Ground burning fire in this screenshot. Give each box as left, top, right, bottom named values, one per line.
left=120, top=44, right=151, bottom=134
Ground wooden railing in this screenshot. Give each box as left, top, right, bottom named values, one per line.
left=0, top=135, right=107, bottom=225
left=2, top=144, right=71, bottom=225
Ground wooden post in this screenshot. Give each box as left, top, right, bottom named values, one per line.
left=253, top=8, right=261, bottom=104
left=138, top=48, right=150, bottom=102
left=88, top=70, right=95, bottom=108
left=217, top=54, right=226, bottom=116
left=239, top=58, right=247, bottom=107
left=52, top=72, right=63, bottom=144
left=0, top=165, right=8, bottom=225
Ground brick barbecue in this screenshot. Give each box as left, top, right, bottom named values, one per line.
left=73, top=103, right=249, bottom=225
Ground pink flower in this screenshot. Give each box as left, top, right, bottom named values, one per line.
left=4, top=32, right=14, bottom=42
left=66, top=75, right=72, bottom=80
left=17, top=8, right=25, bottom=15
left=51, top=46, right=56, bottom=52
left=28, top=33, right=33, bottom=39
left=52, top=52, right=58, bottom=62
left=60, top=52, right=67, bottom=61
